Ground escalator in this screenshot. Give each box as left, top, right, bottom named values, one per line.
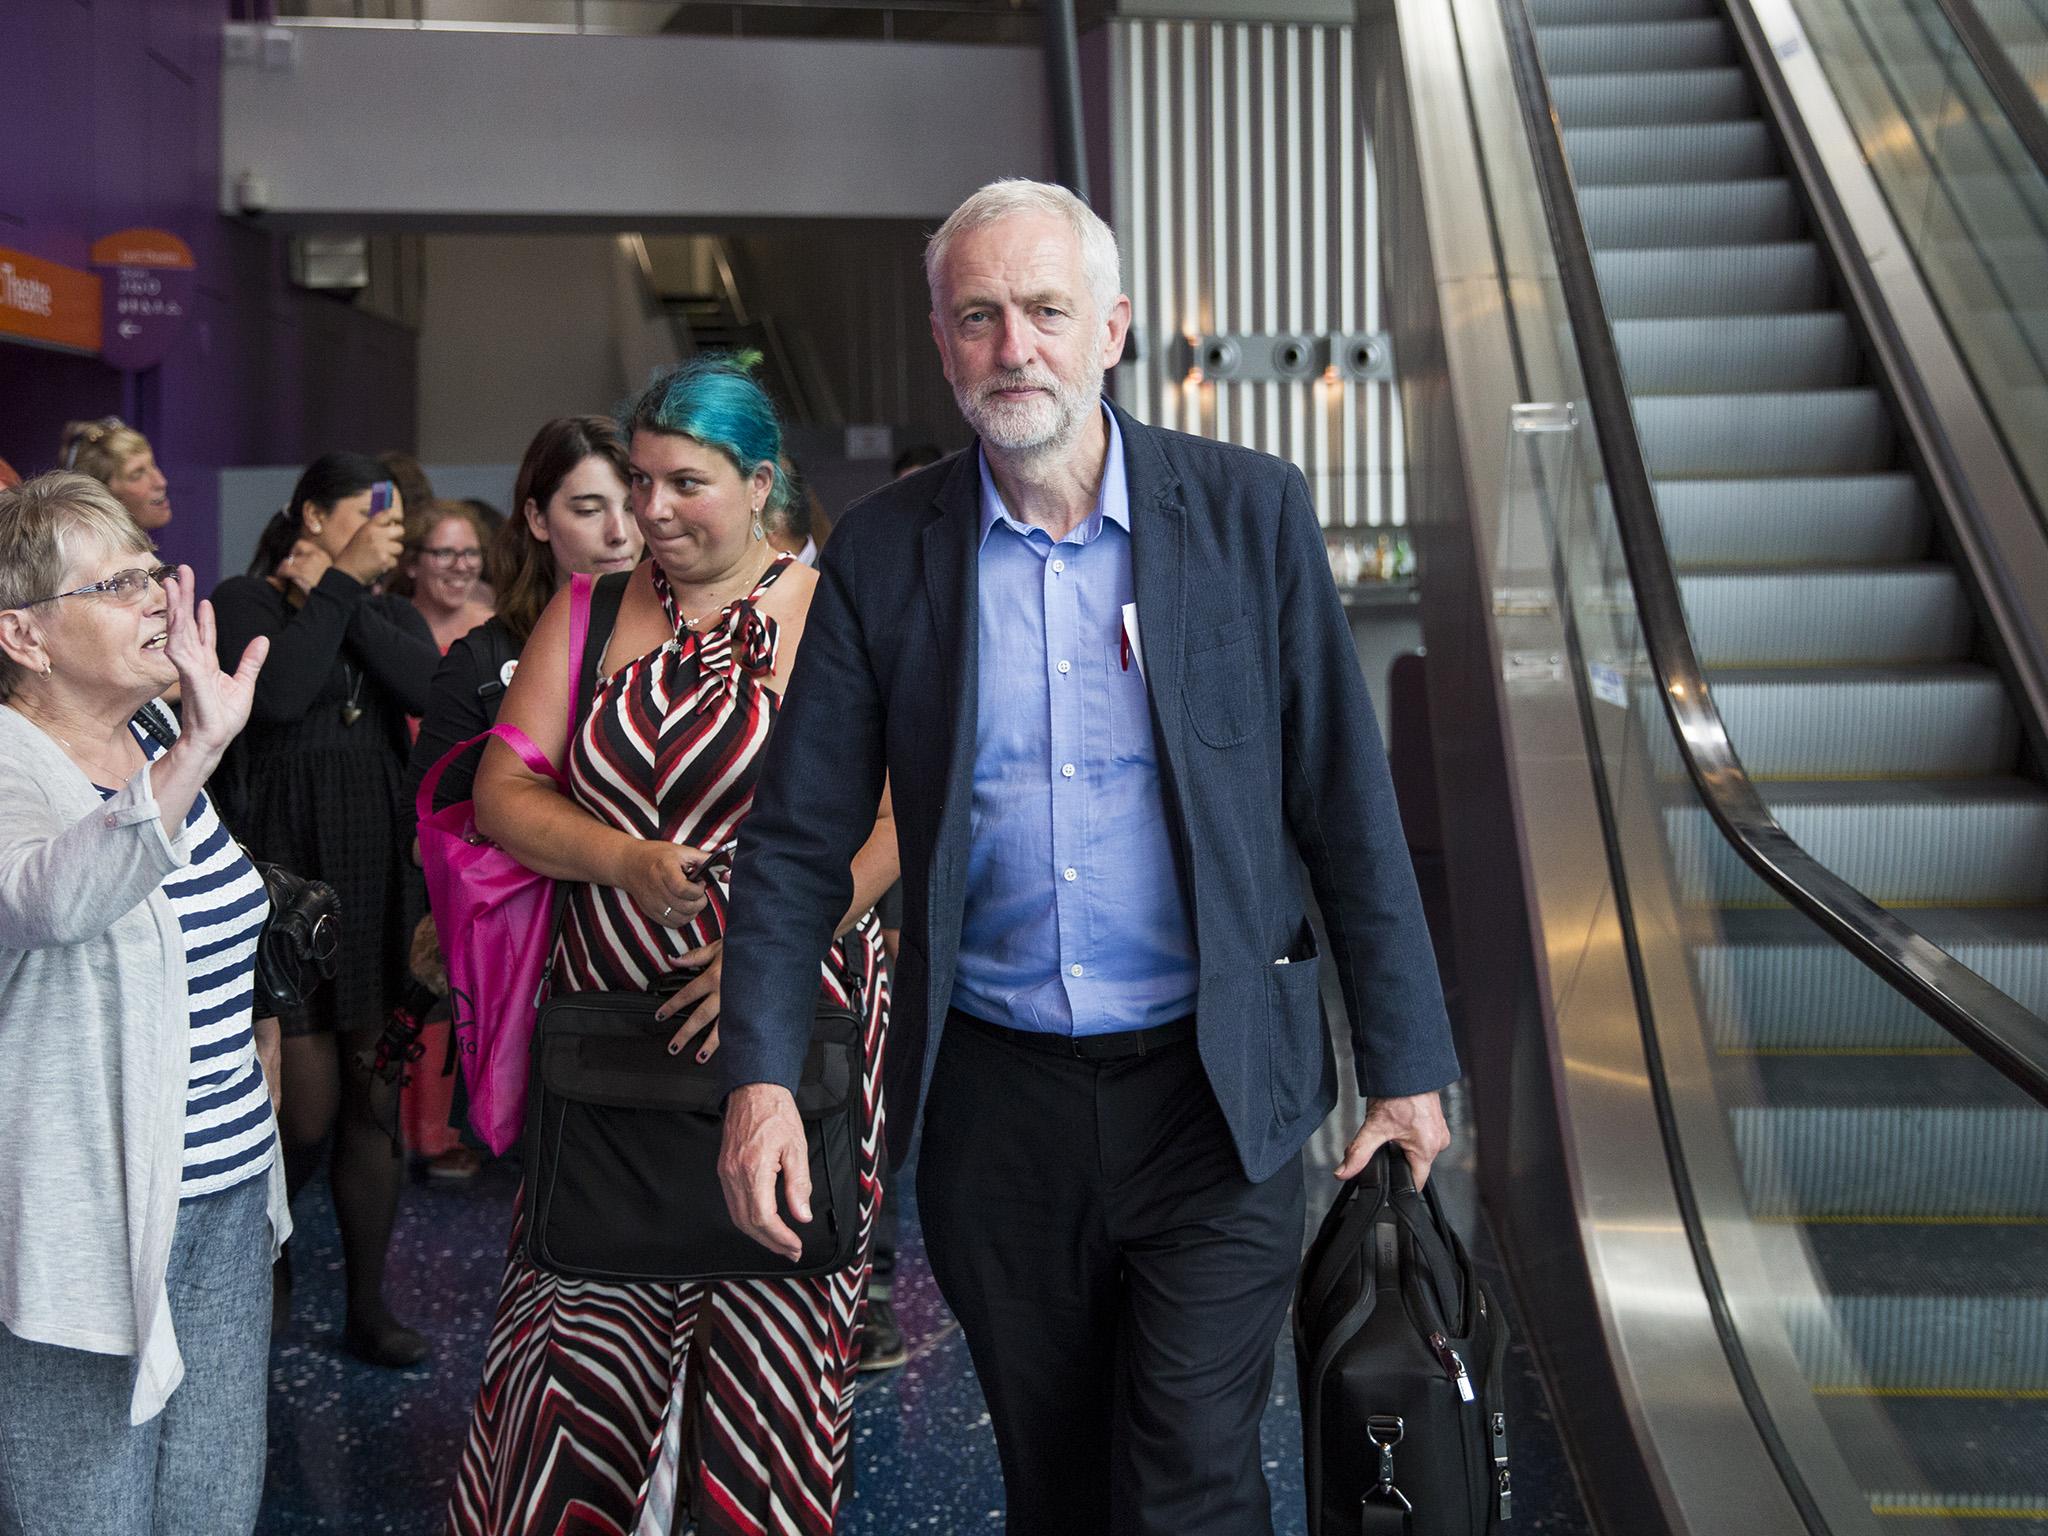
left=1536, top=7, right=2048, bottom=1520
left=1365, top=0, right=2048, bottom=1525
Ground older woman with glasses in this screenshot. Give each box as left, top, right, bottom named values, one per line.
left=0, top=472, right=286, bottom=1534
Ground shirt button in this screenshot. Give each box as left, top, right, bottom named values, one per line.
left=1052, top=559, right=1066, bottom=573
left=1070, top=963, right=1084, bottom=978
left=1061, top=763, right=1075, bottom=778
left=1057, top=660, right=1071, bottom=675
left=1063, top=867, right=1078, bottom=882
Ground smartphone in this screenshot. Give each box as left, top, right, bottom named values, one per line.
left=368, top=480, right=395, bottom=518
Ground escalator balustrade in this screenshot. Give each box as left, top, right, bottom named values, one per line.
left=1531, top=0, right=2048, bottom=1524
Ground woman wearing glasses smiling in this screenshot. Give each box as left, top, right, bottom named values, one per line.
left=0, top=472, right=284, bottom=1533
left=399, top=500, right=496, bottom=656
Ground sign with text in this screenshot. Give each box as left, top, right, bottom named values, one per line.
left=0, top=246, right=101, bottom=354
left=92, top=228, right=196, bottom=373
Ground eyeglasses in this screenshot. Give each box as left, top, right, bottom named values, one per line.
left=419, top=546, right=484, bottom=569
left=13, top=564, right=175, bottom=609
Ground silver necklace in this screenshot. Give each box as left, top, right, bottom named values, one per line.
left=676, top=553, right=776, bottom=632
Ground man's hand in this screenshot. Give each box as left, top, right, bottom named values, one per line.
left=718, top=1083, right=810, bottom=1263
left=1335, top=1090, right=1452, bottom=1188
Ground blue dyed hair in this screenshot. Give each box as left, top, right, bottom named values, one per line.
left=619, top=352, right=788, bottom=510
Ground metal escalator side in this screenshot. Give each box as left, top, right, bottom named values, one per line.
left=1365, top=0, right=2048, bottom=1525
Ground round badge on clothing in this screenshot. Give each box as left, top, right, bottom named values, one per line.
left=500, top=660, right=519, bottom=688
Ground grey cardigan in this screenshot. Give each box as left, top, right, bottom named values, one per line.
left=0, top=703, right=290, bottom=1424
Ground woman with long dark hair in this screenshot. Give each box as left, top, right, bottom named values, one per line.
left=406, top=416, right=641, bottom=817
left=399, top=420, right=642, bottom=1178
left=210, top=452, right=440, bottom=1366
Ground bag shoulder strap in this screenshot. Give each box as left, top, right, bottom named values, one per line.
left=415, top=722, right=561, bottom=822
left=539, top=569, right=634, bottom=998
left=575, top=570, right=631, bottom=728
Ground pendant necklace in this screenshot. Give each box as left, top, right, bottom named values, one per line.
left=339, top=665, right=366, bottom=728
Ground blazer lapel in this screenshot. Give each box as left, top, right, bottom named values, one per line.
left=1117, top=404, right=1187, bottom=782
left=919, top=452, right=983, bottom=879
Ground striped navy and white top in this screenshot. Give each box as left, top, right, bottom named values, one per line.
left=102, top=726, right=277, bottom=1199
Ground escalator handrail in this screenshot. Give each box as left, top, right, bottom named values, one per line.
left=1492, top=0, right=2048, bottom=1110
left=1929, top=0, right=2048, bottom=193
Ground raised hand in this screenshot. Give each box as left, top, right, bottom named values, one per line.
left=162, top=565, right=267, bottom=755
left=334, top=506, right=406, bottom=586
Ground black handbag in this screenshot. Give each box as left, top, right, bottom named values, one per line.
left=521, top=989, right=866, bottom=1282
left=251, top=861, right=341, bottom=1017
left=1294, top=1145, right=1512, bottom=1535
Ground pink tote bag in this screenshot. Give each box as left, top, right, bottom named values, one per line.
left=415, top=577, right=596, bottom=1154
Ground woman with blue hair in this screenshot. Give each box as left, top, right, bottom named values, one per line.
left=445, top=355, right=897, bottom=1536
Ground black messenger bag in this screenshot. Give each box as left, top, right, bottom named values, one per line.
left=522, top=991, right=865, bottom=1283
left=1294, top=1145, right=1512, bottom=1535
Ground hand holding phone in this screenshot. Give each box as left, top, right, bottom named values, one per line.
left=334, top=485, right=407, bottom=586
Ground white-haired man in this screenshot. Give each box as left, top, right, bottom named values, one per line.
left=716, top=179, right=1459, bottom=1533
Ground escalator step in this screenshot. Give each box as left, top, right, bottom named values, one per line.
left=1617, top=314, right=1859, bottom=393
left=1820, top=1398, right=2048, bottom=1528
left=1741, top=1052, right=2034, bottom=1109
left=1551, top=67, right=1754, bottom=127
left=1563, top=121, right=1779, bottom=184
left=1535, top=19, right=1735, bottom=73
left=1731, top=1101, right=2048, bottom=1217
left=1655, top=475, right=1926, bottom=566
left=1784, top=1292, right=2048, bottom=1392
left=1581, top=179, right=1804, bottom=247
left=1664, top=776, right=2048, bottom=906
left=1803, top=1219, right=2048, bottom=1297
left=1595, top=243, right=1828, bottom=317
left=1654, top=665, right=2018, bottom=779
left=1637, top=389, right=1894, bottom=476
left=1527, top=0, right=1716, bottom=24
left=1677, top=568, right=1971, bottom=666
left=1700, top=907, right=2048, bottom=1050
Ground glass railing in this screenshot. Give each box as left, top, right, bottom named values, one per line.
left=1501, top=398, right=2048, bottom=1535
left=1788, top=0, right=2048, bottom=527
left=1975, top=0, right=2048, bottom=110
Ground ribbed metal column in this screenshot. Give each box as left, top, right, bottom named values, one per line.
left=1107, top=18, right=1396, bottom=529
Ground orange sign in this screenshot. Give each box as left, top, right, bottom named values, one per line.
left=91, top=228, right=196, bottom=271
left=0, top=246, right=101, bottom=354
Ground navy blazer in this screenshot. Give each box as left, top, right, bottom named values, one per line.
left=720, top=403, right=1459, bottom=1183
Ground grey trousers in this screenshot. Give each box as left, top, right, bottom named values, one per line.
left=0, top=1172, right=273, bottom=1536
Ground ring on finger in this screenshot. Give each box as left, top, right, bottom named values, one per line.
left=662, top=903, right=675, bottom=920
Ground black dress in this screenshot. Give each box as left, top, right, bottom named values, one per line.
left=212, top=569, right=439, bottom=1037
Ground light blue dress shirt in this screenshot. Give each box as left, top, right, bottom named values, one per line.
left=950, top=409, right=1201, bottom=1036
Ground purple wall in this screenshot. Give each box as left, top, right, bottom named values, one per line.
left=0, top=0, right=415, bottom=586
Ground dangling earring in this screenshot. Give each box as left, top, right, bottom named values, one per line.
left=751, top=505, right=767, bottom=542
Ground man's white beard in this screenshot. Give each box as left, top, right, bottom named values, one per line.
left=958, top=367, right=1102, bottom=455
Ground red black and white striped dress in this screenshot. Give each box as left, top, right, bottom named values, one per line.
left=447, top=554, right=889, bottom=1536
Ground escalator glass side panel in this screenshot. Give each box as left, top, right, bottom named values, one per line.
left=1784, top=0, right=2048, bottom=526
left=1504, top=378, right=2048, bottom=1536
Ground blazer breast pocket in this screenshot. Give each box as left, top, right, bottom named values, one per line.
left=1183, top=615, right=1258, bottom=749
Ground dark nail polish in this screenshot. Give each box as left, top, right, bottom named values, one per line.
left=667, top=1041, right=680, bottom=1055
left=696, top=1050, right=710, bottom=1063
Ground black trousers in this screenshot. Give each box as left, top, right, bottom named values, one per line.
left=918, top=1011, right=1306, bottom=1536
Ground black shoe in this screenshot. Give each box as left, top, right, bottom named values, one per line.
left=344, top=1310, right=430, bottom=1369
left=859, top=1297, right=908, bottom=1372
